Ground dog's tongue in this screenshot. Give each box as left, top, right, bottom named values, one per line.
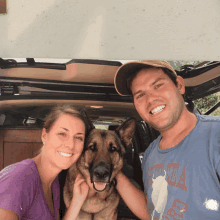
left=94, top=182, right=107, bottom=191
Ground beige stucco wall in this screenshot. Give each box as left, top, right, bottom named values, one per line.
left=0, top=0, right=220, bottom=60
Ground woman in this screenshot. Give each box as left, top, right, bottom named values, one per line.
left=0, top=104, right=92, bottom=220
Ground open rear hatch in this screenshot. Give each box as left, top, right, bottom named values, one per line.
left=0, top=58, right=220, bottom=119
left=177, top=61, right=220, bottom=115
left=0, top=58, right=127, bottom=101
left=0, top=58, right=140, bottom=125
left=1, top=58, right=219, bottom=100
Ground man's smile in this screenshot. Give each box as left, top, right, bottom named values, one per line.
left=150, top=105, right=166, bottom=115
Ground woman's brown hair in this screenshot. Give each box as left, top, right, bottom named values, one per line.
left=44, top=104, right=94, bottom=137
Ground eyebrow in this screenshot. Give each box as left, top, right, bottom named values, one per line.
left=60, top=127, right=85, bottom=135
left=133, top=77, right=166, bottom=97
left=60, top=127, right=69, bottom=131
left=152, top=77, right=166, bottom=85
left=76, top=133, right=85, bottom=135
left=133, top=90, right=142, bottom=97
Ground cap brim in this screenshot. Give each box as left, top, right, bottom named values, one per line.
left=114, top=61, right=170, bottom=96
left=114, top=60, right=177, bottom=96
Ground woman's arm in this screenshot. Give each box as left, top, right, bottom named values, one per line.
left=116, top=171, right=150, bottom=220
left=62, top=174, right=89, bottom=220
left=0, top=209, right=19, bottom=220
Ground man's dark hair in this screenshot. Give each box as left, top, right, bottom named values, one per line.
left=126, top=66, right=178, bottom=95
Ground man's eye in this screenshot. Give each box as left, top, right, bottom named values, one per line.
left=155, top=83, right=163, bottom=89
left=136, top=93, right=144, bottom=99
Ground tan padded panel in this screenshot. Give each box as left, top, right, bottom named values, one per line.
left=184, top=66, right=220, bottom=87
left=1, top=129, right=42, bottom=170
left=0, top=63, right=120, bottom=84
left=4, top=129, right=42, bottom=142
left=4, top=142, right=33, bottom=167
left=0, top=131, right=4, bottom=170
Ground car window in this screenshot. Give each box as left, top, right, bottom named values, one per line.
left=193, top=92, right=220, bottom=116
left=93, top=123, right=109, bottom=130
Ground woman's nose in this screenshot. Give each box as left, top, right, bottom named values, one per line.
left=64, top=138, right=74, bottom=148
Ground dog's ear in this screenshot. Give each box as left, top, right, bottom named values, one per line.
left=80, top=109, right=95, bottom=137
left=116, top=117, right=136, bottom=147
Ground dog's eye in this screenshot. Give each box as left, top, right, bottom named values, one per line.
left=109, top=143, right=117, bottom=153
left=88, top=143, right=97, bottom=152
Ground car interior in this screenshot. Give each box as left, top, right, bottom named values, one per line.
left=0, top=58, right=220, bottom=219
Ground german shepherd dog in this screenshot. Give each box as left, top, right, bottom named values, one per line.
left=63, top=117, right=136, bottom=220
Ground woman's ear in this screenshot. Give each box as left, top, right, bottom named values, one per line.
left=41, top=128, right=47, bottom=144
left=176, top=76, right=185, bottom=95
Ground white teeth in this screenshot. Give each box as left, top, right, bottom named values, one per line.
left=58, top=152, right=73, bottom=157
left=151, top=105, right=165, bottom=114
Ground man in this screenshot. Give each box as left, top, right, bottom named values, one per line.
left=114, top=60, right=220, bottom=220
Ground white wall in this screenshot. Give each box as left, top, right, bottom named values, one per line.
left=1, top=0, right=220, bottom=60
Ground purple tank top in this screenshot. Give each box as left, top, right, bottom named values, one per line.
left=0, top=159, right=60, bottom=220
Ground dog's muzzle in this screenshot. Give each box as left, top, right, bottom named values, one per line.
left=90, top=161, right=113, bottom=192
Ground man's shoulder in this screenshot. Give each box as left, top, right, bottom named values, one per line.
left=197, top=114, right=220, bottom=123
left=196, top=114, right=220, bottom=132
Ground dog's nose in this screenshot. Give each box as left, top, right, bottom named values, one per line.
left=94, top=166, right=110, bottom=180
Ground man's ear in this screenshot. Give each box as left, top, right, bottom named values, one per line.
left=176, top=76, right=185, bottom=95
left=41, top=128, right=47, bottom=144
left=116, top=117, right=136, bottom=147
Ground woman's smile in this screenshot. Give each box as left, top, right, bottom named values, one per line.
left=58, top=151, right=74, bottom=157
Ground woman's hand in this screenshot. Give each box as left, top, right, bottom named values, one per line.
left=72, top=173, right=89, bottom=205
left=63, top=174, right=89, bottom=220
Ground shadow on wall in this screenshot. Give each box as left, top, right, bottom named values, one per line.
left=1, top=0, right=137, bottom=58
left=2, top=0, right=207, bottom=59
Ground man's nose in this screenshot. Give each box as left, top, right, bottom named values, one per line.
left=146, top=90, right=157, bottom=103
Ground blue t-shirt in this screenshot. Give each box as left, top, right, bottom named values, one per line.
left=142, top=114, right=220, bottom=220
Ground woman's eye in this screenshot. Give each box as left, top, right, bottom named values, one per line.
left=76, top=136, right=84, bottom=141
left=58, top=132, right=66, bottom=137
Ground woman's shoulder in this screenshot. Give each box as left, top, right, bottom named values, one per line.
left=0, top=159, right=40, bottom=217
left=0, top=159, right=39, bottom=185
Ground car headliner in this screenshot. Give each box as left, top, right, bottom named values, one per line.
left=0, top=58, right=220, bottom=123
left=1, top=60, right=219, bottom=87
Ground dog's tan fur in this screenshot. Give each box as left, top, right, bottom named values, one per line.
left=63, top=118, right=136, bottom=220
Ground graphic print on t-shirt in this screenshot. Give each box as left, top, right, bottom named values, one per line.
left=143, top=115, right=220, bottom=220
left=151, top=170, right=168, bottom=220
left=147, top=163, right=188, bottom=220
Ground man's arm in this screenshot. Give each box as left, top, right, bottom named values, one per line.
left=115, top=171, right=150, bottom=220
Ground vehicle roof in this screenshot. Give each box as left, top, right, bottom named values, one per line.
left=0, top=58, right=219, bottom=125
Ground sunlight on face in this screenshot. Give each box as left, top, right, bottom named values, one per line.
left=131, top=68, right=185, bottom=132
left=42, top=114, right=86, bottom=170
